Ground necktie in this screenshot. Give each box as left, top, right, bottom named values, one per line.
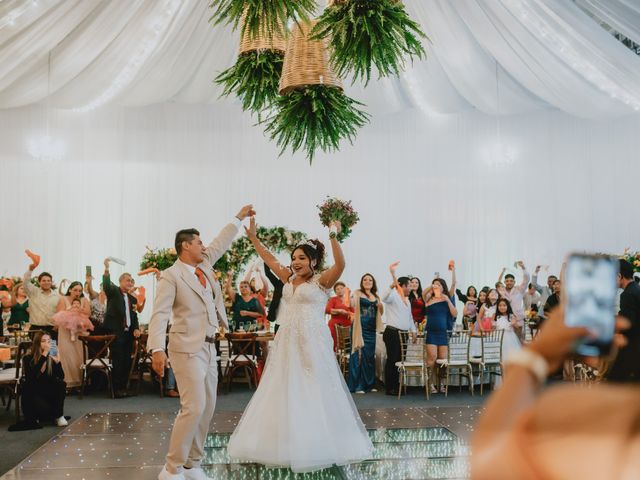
left=195, top=267, right=207, bottom=289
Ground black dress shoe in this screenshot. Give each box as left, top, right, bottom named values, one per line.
left=385, top=390, right=399, bottom=396
left=114, top=390, right=130, bottom=399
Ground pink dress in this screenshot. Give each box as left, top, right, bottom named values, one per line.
left=55, top=297, right=92, bottom=388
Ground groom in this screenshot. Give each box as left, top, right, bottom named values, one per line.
left=149, top=205, right=254, bottom=480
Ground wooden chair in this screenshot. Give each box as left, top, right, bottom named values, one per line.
left=334, top=324, right=351, bottom=380
left=396, top=331, right=429, bottom=400
left=224, top=333, right=258, bottom=391
left=436, top=330, right=474, bottom=397
left=0, top=341, right=31, bottom=418
left=127, top=333, right=164, bottom=397
left=79, top=335, right=116, bottom=399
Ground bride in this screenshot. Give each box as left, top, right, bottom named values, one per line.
left=226, top=217, right=373, bottom=472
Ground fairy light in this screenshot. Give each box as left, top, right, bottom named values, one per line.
left=74, top=0, right=181, bottom=112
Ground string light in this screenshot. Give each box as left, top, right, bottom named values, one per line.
left=74, top=0, right=181, bottom=112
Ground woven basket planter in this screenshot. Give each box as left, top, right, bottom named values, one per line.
left=239, top=13, right=286, bottom=54
left=279, top=19, right=342, bottom=95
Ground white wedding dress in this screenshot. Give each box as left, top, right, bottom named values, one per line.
left=226, top=275, right=373, bottom=472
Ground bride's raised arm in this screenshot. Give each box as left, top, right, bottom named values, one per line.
left=319, top=221, right=345, bottom=290
left=245, top=216, right=291, bottom=284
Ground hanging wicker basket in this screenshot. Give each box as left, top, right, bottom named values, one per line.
left=238, top=13, right=287, bottom=55
left=278, top=19, right=342, bottom=95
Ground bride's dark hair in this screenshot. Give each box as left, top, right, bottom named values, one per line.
left=291, top=239, right=326, bottom=272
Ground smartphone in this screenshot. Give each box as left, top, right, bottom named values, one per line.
left=49, top=339, right=58, bottom=357
left=85, top=265, right=92, bottom=277
left=563, top=253, right=618, bottom=357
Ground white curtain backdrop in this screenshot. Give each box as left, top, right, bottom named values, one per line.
left=1, top=0, right=639, bottom=116
left=1, top=103, right=639, bottom=323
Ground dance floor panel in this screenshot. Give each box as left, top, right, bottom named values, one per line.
left=1, top=407, right=478, bottom=479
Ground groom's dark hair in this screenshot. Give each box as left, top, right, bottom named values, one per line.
left=175, top=228, right=200, bottom=255
left=397, top=277, right=411, bottom=287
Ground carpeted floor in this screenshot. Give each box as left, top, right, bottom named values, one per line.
left=0, top=383, right=486, bottom=476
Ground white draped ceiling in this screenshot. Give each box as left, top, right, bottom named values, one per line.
left=1, top=1, right=640, bottom=323
left=1, top=0, right=640, bottom=117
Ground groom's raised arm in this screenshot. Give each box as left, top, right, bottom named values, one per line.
left=204, top=205, right=255, bottom=264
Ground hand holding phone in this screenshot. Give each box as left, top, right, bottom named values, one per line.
left=563, top=253, right=618, bottom=357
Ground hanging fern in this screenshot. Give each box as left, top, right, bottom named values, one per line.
left=264, top=85, right=370, bottom=163
left=312, top=0, right=428, bottom=85
left=215, top=50, right=284, bottom=114
left=209, top=0, right=317, bottom=40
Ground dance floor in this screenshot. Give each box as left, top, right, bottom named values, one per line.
left=0, top=406, right=479, bottom=479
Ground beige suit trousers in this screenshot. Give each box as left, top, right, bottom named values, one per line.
left=165, top=342, right=218, bottom=474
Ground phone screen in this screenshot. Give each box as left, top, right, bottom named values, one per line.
left=49, top=339, right=58, bottom=357
left=86, top=265, right=92, bottom=277
left=564, top=254, right=618, bottom=357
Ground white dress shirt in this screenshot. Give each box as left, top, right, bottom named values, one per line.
left=381, top=288, right=416, bottom=332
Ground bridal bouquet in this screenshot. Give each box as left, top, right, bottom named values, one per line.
left=317, top=197, right=359, bottom=242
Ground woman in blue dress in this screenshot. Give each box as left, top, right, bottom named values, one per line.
left=424, top=278, right=457, bottom=393
left=348, top=274, right=383, bottom=394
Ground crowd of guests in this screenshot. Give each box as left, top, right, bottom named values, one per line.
left=2, top=247, right=639, bottom=434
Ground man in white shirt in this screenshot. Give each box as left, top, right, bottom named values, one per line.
left=497, top=262, right=530, bottom=340
left=524, top=283, right=542, bottom=311
left=22, top=251, right=59, bottom=337
left=381, top=262, right=416, bottom=396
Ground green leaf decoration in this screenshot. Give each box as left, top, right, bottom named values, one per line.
left=215, top=50, right=284, bottom=114
left=312, top=0, right=428, bottom=85
left=209, top=0, right=317, bottom=41
left=264, top=85, right=370, bottom=162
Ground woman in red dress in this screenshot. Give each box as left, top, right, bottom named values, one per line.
left=325, top=282, right=354, bottom=351
left=409, top=277, right=425, bottom=327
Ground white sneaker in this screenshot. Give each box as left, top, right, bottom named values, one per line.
left=183, top=467, right=210, bottom=480
left=56, top=416, right=68, bottom=427
left=355, top=390, right=365, bottom=394
left=158, top=466, right=186, bottom=480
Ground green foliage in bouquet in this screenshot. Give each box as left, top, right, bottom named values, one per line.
left=215, top=226, right=307, bottom=282
left=215, top=50, right=284, bottom=114
left=264, top=85, right=370, bottom=162
left=312, top=0, right=427, bottom=85
left=317, top=196, right=359, bottom=243
left=209, top=0, right=316, bottom=40
left=140, top=247, right=178, bottom=272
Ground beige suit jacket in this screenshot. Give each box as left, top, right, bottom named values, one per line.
left=147, top=222, right=238, bottom=354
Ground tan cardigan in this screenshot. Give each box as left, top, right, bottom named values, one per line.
left=351, top=289, right=383, bottom=353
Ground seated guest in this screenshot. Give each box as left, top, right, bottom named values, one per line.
left=1, top=292, right=11, bottom=333
left=225, top=275, right=264, bottom=331
left=472, top=309, right=639, bottom=479
left=348, top=274, right=383, bottom=394
left=19, top=331, right=68, bottom=428
left=325, top=281, right=354, bottom=351
left=9, top=283, right=29, bottom=330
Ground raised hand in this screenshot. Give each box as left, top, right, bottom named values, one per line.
left=25, top=249, right=40, bottom=270
left=104, top=258, right=111, bottom=269
left=244, top=216, right=258, bottom=240
left=236, top=204, right=256, bottom=221
left=389, top=261, right=400, bottom=274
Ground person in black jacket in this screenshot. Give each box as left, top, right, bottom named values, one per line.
left=20, top=331, right=67, bottom=428
left=264, top=264, right=288, bottom=333
left=607, top=259, right=640, bottom=382
left=102, top=258, right=140, bottom=398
